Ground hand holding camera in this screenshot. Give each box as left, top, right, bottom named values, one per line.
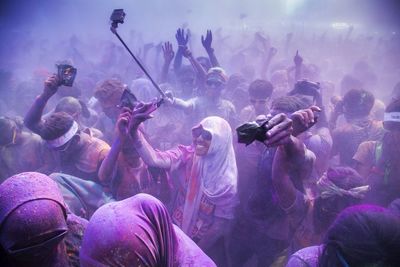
left=43, top=74, right=60, bottom=97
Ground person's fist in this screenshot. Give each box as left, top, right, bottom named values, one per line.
left=291, top=106, right=321, bottom=136
left=43, top=74, right=60, bottom=96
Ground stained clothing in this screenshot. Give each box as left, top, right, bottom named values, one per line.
left=0, top=172, right=88, bottom=267
left=353, top=141, right=400, bottom=205
left=80, top=193, right=216, bottom=267
left=50, top=173, right=114, bottom=219
left=58, top=134, right=110, bottom=183
left=153, top=117, right=238, bottom=243
left=0, top=132, right=55, bottom=182
left=332, top=118, right=384, bottom=166
left=286, top=245, right=322, bottom=267
left=229, top=145, right=314, bottom=267
left=109, top=147, right=171, bottom=203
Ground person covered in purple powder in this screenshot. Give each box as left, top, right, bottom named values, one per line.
left=287, top=205, right=400, bottom=267
left=125, top=101, right=238, bottom=259
left=80, top=193, right=216, bottom=267
left=0, top=172, right=88, bottom=267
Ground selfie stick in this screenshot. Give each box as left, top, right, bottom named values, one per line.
left=110, top=18, right=166, bottom=99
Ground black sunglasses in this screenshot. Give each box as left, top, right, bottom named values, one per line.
left=192, top=127, right=212, bottom=141
left=206, top=80, right=223, bottom=87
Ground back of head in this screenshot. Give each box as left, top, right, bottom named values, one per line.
left=318, top=205, right=400, bottom=267
left=41, top=112, right=75, bottom=141
left=342, top=88, right=375, bottom=119
left=340, top=74, right=363, bottom=95
left=248, top=79, right=273, bottom=99
left=94, top=79, right=125, bottom=104
left=314, top=167, right=368, bottom=234
left=271, top=95, right=309, bottom=114
left=55, top=97, right=82, bottom=117
left=80, top=193, right=176, bottom=267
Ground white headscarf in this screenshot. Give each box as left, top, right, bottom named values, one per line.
left=182, top=116, right=238, bottom=233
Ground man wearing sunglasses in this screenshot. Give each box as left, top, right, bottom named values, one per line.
left=166, top=67, right=237, bottom=127
left=0, top=172, right=88, bottom=267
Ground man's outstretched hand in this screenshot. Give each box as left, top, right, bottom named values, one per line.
left=263, top=113, right=293, bottom=147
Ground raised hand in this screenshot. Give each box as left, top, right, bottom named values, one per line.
left=128, top=101, right=158, bottom=134
left=116, top=107, right=132, bottom=142
left=175, top=28, right=189, bottom=48
left=291, top=106, right=321, bottom=136
left=263, top=113, right=293, bottom=147
left=43, top=74, right=60, bottom=97
left=162, top=42, right=175, bottom=63
left=294, top=50, right=303, bottom=66
left=201, top=30, right=213, bottom=52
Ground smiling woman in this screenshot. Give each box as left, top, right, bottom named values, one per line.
left=128, top=105, right=238, bottom=261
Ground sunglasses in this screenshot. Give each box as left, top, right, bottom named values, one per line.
left=206, top=80, right=223, bottom=88
left=192, top=127, right=212, bottom=141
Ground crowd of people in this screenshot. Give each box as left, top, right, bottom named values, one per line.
left=0, top=24, right=400, bottom=267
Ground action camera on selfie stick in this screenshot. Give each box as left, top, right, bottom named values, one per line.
left=110, top=9, right=165, bottom=105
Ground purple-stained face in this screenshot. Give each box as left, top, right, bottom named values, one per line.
left=192, top=125, right=212, bottom=156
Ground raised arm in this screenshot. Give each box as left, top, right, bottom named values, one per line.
left=128, top=102, right=172, bottom=169
left=173, top=28, right=189, bottom=73
left=267, top=108, right=317, bottom=208
left=98, top=109, right=131, bottom=184
left=182, top=46, right=207, bottom=85
left=24, top=74, right=59, bottom=134
left=201, top=30, right=220, bottom=67
left=293, top=50, right=303, bottom=83
left=160, top=42, right=175, bottom=83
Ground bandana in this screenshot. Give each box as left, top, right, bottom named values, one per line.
left=46, top=121, right=79, bottom=148
left=317, top=172, right=370, bottom=199
left=384, top=112, right=400, bottom=122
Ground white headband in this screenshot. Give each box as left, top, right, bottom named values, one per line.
left=47, top=121, right=79, bottom=148
left=384, top=112, right=400, bottom=122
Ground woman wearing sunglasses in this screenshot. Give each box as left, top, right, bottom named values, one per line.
left=125, top=101, right=238, bottom=260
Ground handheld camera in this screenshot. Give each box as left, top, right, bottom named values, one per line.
left=236, top=118, right=269, bottom=145
left=56, top=64, right=77, bottom=87
left=110, top=9, right=126, bottom=29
